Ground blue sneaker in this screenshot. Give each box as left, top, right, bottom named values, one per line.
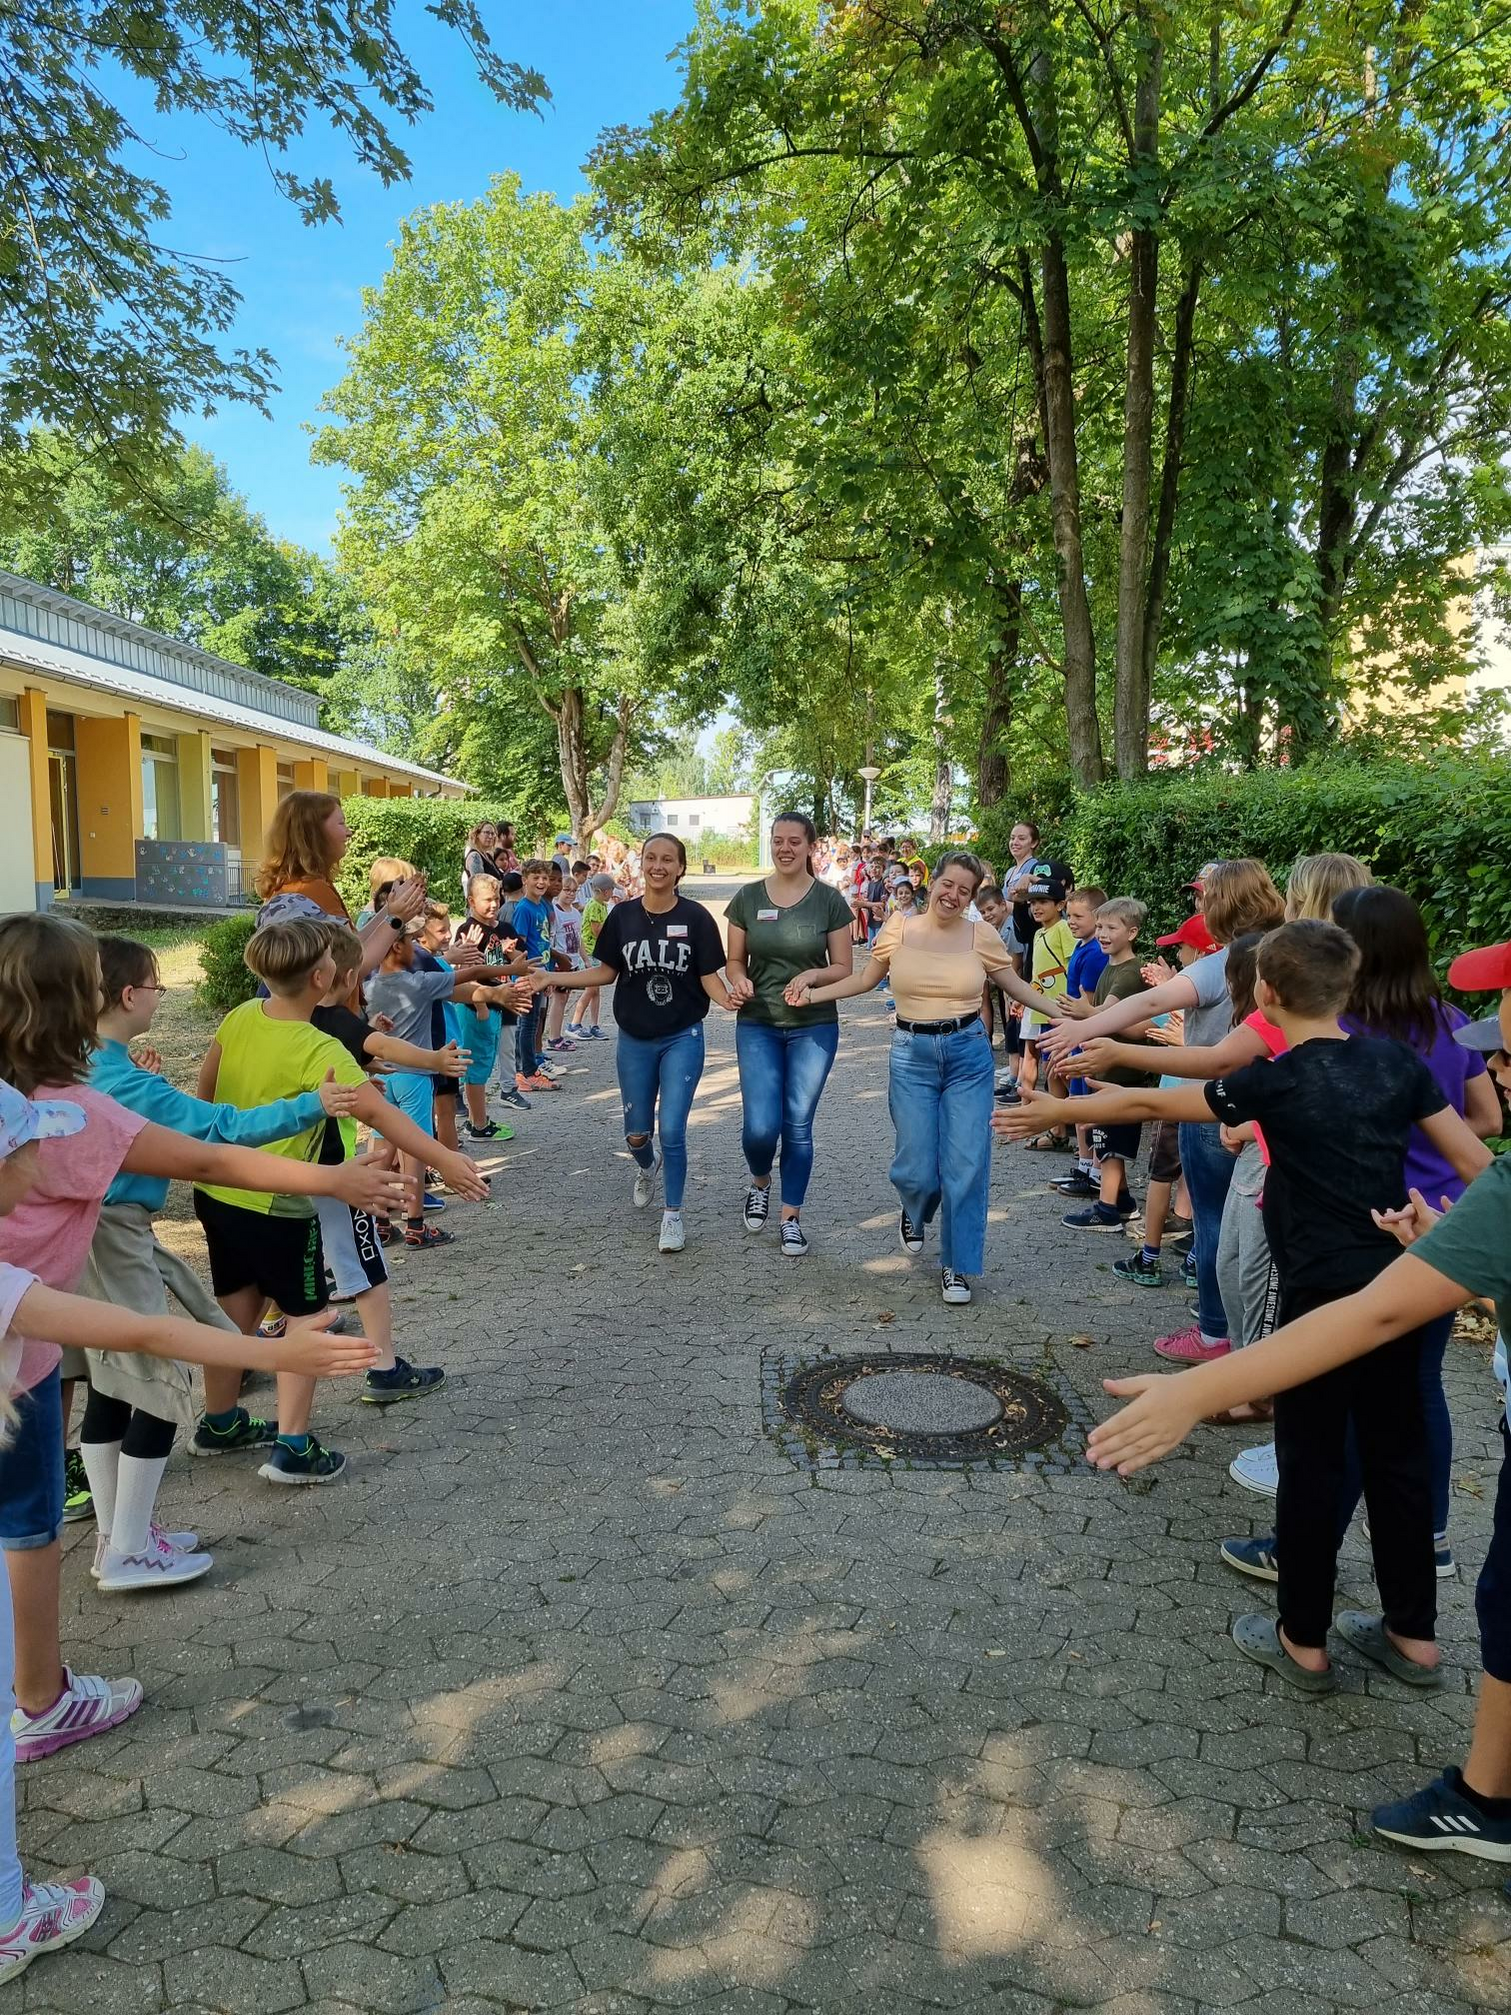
left=1220, top=1534, right=1279, bottom=1582
left=258, top=1436, right=347, bottom=1486
left=1372, top=1769, right=1511, bottom=1862
left=422, top=1190, right=447, bottom=1213
left=1061, top=1204, right=1125, bottom=1232
left=362, top=1357, right=446, bottom=1405
left=1181, top=1251, right=1198, bottom=1288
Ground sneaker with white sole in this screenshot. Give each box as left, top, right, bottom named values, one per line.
left=780, top=1218, right=809, bottom=1258
left=11, top=1668, right=143, bottom=1762
left=1219, top=1534, right=1279, bottom=1582
left=1372, top=1768, right=1511, bottom=1861
left=0, top=1875, right=106, bottom=1980
left=1229, top=1442, right=1279, bottom=1498
left=536, top=1057, right=565, bottom=1080
left=898, top=1209, right=924, bottom=1255
left=941, top=1268, right=972, bottom=1305
left=1360, top=1518, right=1457, bottom=1579
left=632, top=1148, right=662, bottom=1209
left=90, top=1521, right=200, bottom=1580
left=658, top=1210, right=686, bottom=1254
left=743, top=1184, right=771, bottom=1232
left=96, top=1531, right=214, bottom=1594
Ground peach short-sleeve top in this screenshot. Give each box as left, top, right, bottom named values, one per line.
left=870, top=912, right=1016, bottom=1021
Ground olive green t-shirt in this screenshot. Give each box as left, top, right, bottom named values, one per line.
left=726, top=878, right=854, bottom=1028
left=1091, top=958, right=1158, bottom=1086
left=1414, top=1152, right=1511, bottom=1357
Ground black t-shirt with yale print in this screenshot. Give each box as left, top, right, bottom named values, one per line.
left=592, top=896, right=726, bottom=1040
left=1204, top=1034, right=1446, bottom=1311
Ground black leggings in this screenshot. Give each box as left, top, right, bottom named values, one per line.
left=79, top=1388, right=177, bottom=1461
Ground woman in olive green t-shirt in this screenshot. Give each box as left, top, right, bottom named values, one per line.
left=725, top=813, right=855, bottom=1257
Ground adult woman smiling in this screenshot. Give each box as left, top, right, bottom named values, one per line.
left=797, top=850, right=1061, bottom=1305
left=252, top=791, right=423, bottom=992
left=725, top=812, right=854, bottom=1257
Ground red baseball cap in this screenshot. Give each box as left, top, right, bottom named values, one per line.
left=1447, top=939, right=1511, bottom=992
left=1157, top=914, right=1217, bottom=954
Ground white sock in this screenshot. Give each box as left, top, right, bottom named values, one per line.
left=78, top=1439, right=122, bottom=1537
left=662, top=1208, right=682, bottom=1222
left=111, top=1453, right=169, bottom=1557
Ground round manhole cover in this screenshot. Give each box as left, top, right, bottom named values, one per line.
left=779, top=1352, right=1070, bottom=1465
left=843, top=1369, right=1002, bottom=1434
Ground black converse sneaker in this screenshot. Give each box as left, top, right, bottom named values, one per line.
left=898, top=1210, right=924, bottom=1255
left=779, top=1218, right=809, bottom=1258
left=743, top=1185, right=771, bottom=1233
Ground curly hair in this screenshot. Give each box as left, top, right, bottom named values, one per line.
left=0, top=915, right=102, bottom=1092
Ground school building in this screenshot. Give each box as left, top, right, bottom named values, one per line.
left=0, top=569, right=467, bottom=915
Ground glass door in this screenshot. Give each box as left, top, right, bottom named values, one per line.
left=45, top=712, right=81, bottom=894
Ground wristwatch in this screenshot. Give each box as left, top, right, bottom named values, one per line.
left=386, top=911, right=404, bottom=930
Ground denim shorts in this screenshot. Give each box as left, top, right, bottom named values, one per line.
left=0, top=1367, right=64, bottom=1551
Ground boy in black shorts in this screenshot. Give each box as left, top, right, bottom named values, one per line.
left=194, top=921, right=490, bottom=1478
left=998, top=918, right=1491, bottom=1687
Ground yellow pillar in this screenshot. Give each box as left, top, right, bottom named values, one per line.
left=16, top=689, right=53, bottom=904
left=238, top=745, right=279, bottom=859
left=74, top=712, right=143, bottom=897
left=363, top=776, right=389, bottom=798
left=176, top=729, right=213, bottom=842
left=293, top=757, right=329, bottom=793
left=388, top=779, right=412, bottom=798
left=334, top=767, right=361, bottom=801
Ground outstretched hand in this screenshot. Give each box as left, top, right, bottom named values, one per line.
left=1371, top=1187, right=1448, bottom=1249
left=317, top=1067, right=363, bottom=1117
left=1086, top=1373, right=1203, bottom=1475
left=991, top=1084, right=1055, bottom=1139
left=274, top=1309, right=380, bottom=1380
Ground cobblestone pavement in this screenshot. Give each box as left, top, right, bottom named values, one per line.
left=21, top=877, right=1511, bottom=2012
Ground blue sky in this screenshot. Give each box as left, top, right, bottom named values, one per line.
left=132, top=2, right=694, bottom=552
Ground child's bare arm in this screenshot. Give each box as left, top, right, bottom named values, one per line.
left=364, top=1030, right=451, bottom=1071
left=349, top=1082, right=489, bottom=1200
left=13, top=1283, right=378, bottom=1380
left=993, top=1080, right=1214, bottom=1138
left=1417, top=1105, right=1495, bottom=1187
left=119, top=1121, right=405, bottom=1214
left=195, top=1039, right=222, bottom=1101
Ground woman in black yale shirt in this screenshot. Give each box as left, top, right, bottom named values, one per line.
left=543, top=833, right=735, bottom=1253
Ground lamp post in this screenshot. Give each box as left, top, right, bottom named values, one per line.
left=857, top=764, right=881, bottom=840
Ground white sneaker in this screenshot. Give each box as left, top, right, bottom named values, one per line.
left=11, top=1668, right=143, bottom=1763
left=96, top=1530, right=214, bottom=1594
left=658, top=1210, right=686, bottom=1254
left=0, top=1875, right=106, bottom=1979
left=536, top=1057, right=565, bottom=1080
left=941, top=1268, right=972, bottom=1305
left=90, top=1521, right=200, bottom=1580
left=1229, top=1441, right=1279, bottom=1498
left=632, top=1148, right=662, bottom=1209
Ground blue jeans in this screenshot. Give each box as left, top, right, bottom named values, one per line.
left=888, top=1021, right=995, bottom=1274
left=1337, top=1313, right=1454, bottom=1541
left=1179, top=1121, right=1236, bottom=1339
left=616, top=1024, right=706, bottom=1211
left=516, top=996, right=543, bottom=1078
left=736, top=1019, right=840, bottom=1209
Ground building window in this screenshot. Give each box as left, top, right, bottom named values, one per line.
left=276, top=760, right=295, bottom=801
left=687, top=813, right=700, bottom=828
left=0, top=696, right=18, bottom=734
left=210, top=747, right=240, bottom=845
left=140, top=732, right=180, bottom=842
left=664, top=813, right=678, bottom=826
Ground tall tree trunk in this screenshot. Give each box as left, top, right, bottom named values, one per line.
left=1039, top=237, right=1104, bottom=789
left=930, top=665, right=953, bottom=845
left=1113, top=31, right=1163, bottom=778
left=1138, top=260, right=1201, bottom=717
left=977, top=577, right=1023, bottom=808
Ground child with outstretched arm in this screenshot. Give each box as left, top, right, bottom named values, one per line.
left=1085, top=936, right=1511, bottom=1864
left=997, top=918, right=1490, bottom=1692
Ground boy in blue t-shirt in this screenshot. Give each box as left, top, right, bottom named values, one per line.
left=1054, top=886, right=1109, bottom=1200
left=503, top=859, right=556, bottom=1092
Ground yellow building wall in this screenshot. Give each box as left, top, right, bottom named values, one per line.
left=16, top=690, right=52, bottom=900
left=364, top=777, right=390, bottom=798
left=334, top=768, right=361, bottom=800
left=237, top=745, right=279, bottom=861
left=293, top=758, right=329, bottom=793
left=75, top=712, right=144, bottom=895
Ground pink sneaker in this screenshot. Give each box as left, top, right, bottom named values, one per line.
left=11, top=1668, right=143, bottom=1762
left=1153, top=1326, right=1231, bottom=1364
left=0, top=1876, right=105, bottom=1978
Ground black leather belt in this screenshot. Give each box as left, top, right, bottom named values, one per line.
left=894, top=1012, right=980, bottom=1035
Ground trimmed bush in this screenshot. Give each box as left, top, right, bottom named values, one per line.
left=976, top=756, right=1511, bottom=981
left=335, top=798, right=520, bottom=913
left=197, top=911, right=259, bottom=1012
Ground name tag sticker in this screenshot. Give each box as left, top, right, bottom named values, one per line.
left=756, top=908, right=779, bottom=921
left=666, top=924, right=688, bottom=938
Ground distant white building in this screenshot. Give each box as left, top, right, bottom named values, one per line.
left=626, top=793, right=757, bottom=840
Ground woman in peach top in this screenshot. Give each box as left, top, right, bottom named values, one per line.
left=796, top=850, right=1060, bottom=1305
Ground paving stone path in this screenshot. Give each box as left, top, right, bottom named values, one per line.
left=20, top=877, right=1511, bottom=2012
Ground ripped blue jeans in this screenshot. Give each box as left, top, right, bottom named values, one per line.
left=615, top=1023, right=706, bottom=1211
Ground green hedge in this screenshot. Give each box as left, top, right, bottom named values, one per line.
left=197, top=912, right=259, bottom=1012
left=976, top=757, right=1511, bottom=980
left=335, top=798, right=521, bottom=913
